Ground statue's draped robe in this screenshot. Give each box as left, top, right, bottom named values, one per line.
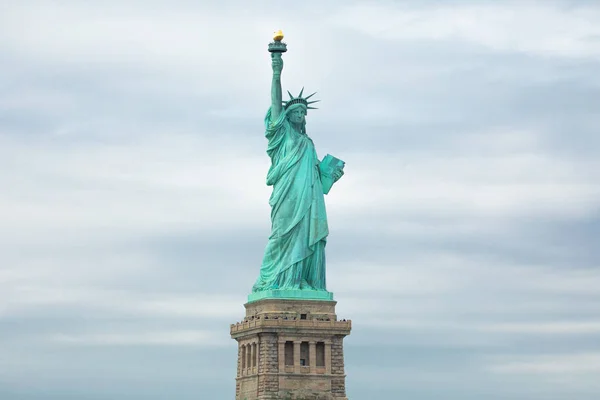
left=252, top=107, right=328, bottom=292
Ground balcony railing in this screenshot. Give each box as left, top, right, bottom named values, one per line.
left=231, top=318, right=351, bottom=334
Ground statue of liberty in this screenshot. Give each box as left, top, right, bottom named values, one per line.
left=250, top=31, right=345, bottom=301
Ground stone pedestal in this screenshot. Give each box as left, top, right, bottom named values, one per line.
left=230, top=298, right=351, bottom=400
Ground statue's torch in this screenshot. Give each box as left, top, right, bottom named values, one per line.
left=268, top=29, right=287, bottom=58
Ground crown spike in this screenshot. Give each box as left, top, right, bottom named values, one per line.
left=282, top=87, right=320, bottom=111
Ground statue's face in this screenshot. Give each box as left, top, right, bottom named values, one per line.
left=288, top=107, right=306, bottom=125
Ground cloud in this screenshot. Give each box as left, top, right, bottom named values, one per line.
left=489, top=352, right=600, bottom=374
left=0, top=133, right=269, bottom=244
left=328, top=2, right=600, bottom=58
left=50, top=330, right=227, bottom=346
left=480, top=322, right=600, bottom=334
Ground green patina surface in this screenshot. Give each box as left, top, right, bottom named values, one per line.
left=248, top=289, right=334, bottom=303
left=248, top=32, right=345, bottom=304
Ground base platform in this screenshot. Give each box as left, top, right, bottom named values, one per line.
left=248, top=289, right=334, bottom=303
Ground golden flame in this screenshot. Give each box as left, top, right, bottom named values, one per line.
left=273, top=29, right=284, bottom=42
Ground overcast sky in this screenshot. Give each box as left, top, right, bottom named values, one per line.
left=1, top=1, right=600, bottom=399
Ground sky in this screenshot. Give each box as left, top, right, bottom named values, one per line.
left=1, top=0, right=600, bottom=399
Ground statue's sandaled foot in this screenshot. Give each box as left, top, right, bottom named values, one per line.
left=300, top=279, right=315, bottom=290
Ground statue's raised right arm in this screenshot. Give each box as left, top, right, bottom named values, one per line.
left=270, top=53, right=283, bottom=121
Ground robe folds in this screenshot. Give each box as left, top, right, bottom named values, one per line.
left=252, top=107, right=328, bottom=292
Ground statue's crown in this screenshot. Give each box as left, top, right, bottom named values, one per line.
left=283, top=88, right=320, bottom=110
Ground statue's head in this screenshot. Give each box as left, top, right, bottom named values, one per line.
left=283, top=88, right=319, bottom=124
left=283, top=88, right=319, bottom=134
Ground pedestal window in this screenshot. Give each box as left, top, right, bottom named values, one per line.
left=284, top=341, right=294, bottom=366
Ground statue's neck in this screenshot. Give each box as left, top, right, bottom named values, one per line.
left=290, top=122, right=303, bottom=134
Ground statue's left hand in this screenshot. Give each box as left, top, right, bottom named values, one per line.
left=333, top=169, right=344, bottom=182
